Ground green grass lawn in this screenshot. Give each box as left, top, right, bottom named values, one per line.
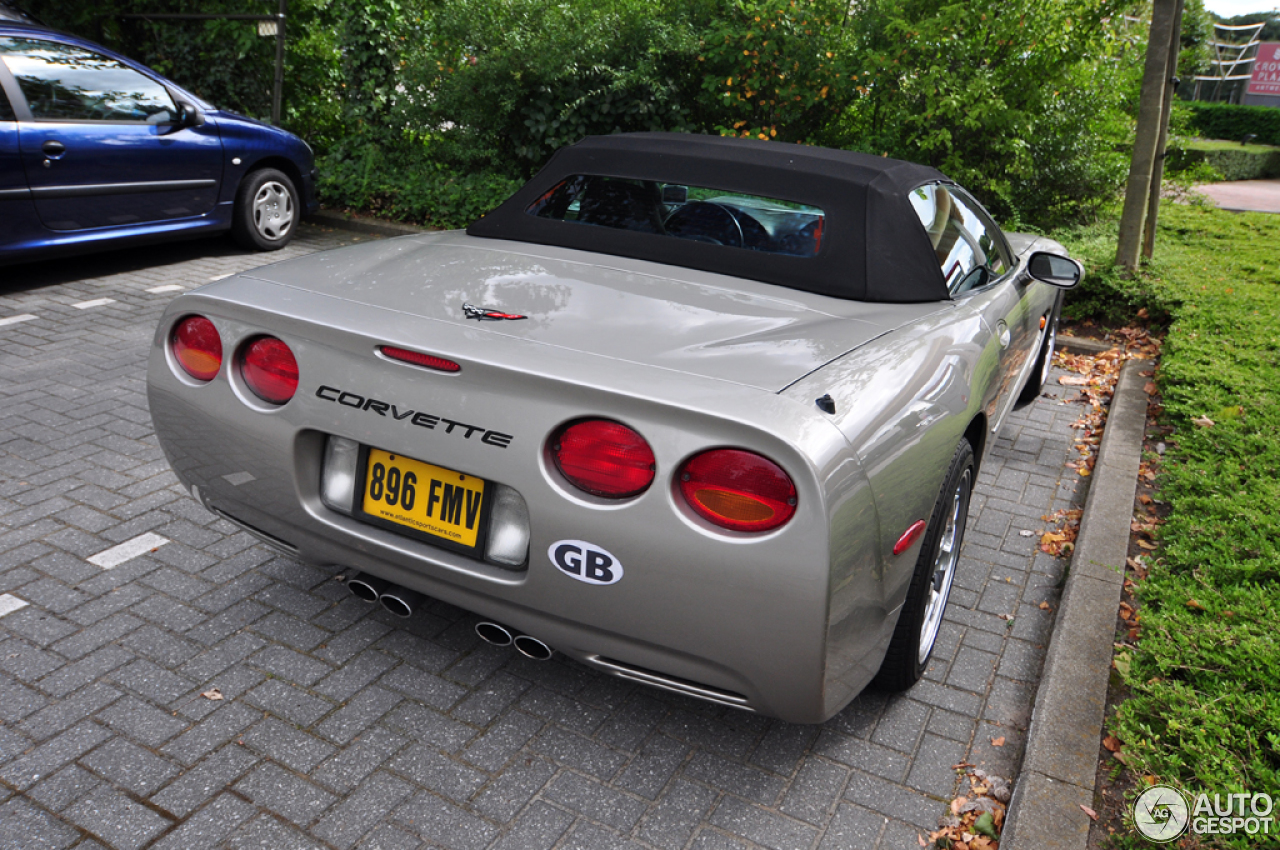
left=1056, top=203, right=1280, bottom=847
left=1180, top=138, right=1280, bottom=156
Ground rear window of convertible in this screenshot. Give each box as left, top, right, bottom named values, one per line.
left=526, top=175, right=825, bottom=258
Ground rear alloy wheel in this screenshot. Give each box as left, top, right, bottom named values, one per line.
left=232, top=168, right=298, bottom=251
left=874, top=438, right=974, bottom=691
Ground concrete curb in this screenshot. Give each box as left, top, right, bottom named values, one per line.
left=1057, top=335, right=1113, bottom=356
left=1001, top=358, right=1149, bottom=849
left=306, top=209, right=430, bottom=238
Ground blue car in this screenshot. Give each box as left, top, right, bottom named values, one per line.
left=0, top=16, right=318, bottom=264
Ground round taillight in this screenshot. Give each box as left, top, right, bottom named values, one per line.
left=678, top=449, right=797, bottom=533
left=241, top=336, right=298, bottom=404
left=172, top=315, right=222, bottom=381
left=551, top=419, right=655, bottom=498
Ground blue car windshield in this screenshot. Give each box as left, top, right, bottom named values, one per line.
left=527, top=175, right=825, bottom=258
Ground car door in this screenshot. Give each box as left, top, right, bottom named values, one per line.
left=909, top=182, right=1038, bottom=431
left=0, top=58, right=35, bottom=239
left=0, top=35, right=222, bottom=232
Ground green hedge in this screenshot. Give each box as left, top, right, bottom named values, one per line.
left=1167, top=144, right=1280, bottom=180
left=317, top=143, right=521, bottom=231
left=1184, top=100, right=1280, bottom=146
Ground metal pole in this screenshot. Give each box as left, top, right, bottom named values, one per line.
left=1142, top=0, right=1185, bottom=261
left=271, top=0, right=288, bottom=125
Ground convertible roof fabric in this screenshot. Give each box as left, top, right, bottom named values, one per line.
left=466, top=133, right=954, bottom=303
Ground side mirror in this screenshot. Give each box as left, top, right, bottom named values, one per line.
left=176, top=100, right=204, bottom=128
left=1027, top=251, right=1083, bottom=289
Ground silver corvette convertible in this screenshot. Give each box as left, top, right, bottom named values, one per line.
left=147, top=134, right=1081, bottom=723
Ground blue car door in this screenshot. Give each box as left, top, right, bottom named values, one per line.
left=0, top=36, right=222, bottom=232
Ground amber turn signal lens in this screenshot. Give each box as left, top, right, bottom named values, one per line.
left=172, top=315, right=222, bottom=381
left=678, top=449, right=797, bottom=532
left=551, top=419, right=656, bottom=498
left=241, top=336, right=299, bottom=404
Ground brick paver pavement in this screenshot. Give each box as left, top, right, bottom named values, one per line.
left=0, top=225, right=1086, bottom=849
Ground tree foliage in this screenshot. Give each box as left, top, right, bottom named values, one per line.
left=841, top=0, right=1141, bottom=225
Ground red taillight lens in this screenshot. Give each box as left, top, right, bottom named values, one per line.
left=551, top=419, right=656, bottom=498
left=678, top=449, right=797, bottom=532
left=172, top=315, right=222, bottom=381
left=241, top=336, right=298, bottom=404
left=379, top=346, right=460, bottom=373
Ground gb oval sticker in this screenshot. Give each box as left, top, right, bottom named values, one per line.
left=549, top=540, right=622, bottom=585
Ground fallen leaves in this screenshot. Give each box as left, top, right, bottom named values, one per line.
left=933, top=769, right=1010, bottom=849
left=1038, top=508, right=1082, bottom=557
left=1192, top=416, right=1215, bottom=428
left=201, top=688, right=224, bottom=701
left=990, top=736, right=1006, bottom=747
left=1080, top=804, right=1098, bottom=821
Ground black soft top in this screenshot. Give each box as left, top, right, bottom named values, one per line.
left=467, top=133, right=954, bottom=303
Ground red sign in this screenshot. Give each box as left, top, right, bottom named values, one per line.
left=1248, top=43, right=1280, bottom=96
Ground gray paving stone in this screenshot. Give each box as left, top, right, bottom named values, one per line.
left=710, top=796, right=819, bottom=850
left=529, top=723, right=629, bottom=781
left=547, top=770, right=649, bottom=830
left=471, top=755, right=557, bottom=821
left=224, top=813, right=326, bottom=850
left=378, top=662, right=466, bottom=710
left=488, top=800, right=575, bottom=850
left=816, top=802, right=886, bottom=850
left=311, top=771, right=415, bottom=849
left=235, top=762, right=338, bottom=826
left=150, top=792, right=256, bottom=850
left=780, top=757, right=849, bottom=826
left=388, top=743, right=487, bottom=804
left=81, top=735, right=180, bottom=796
left=244, top=678, right=333, bottom=726
left=65, top=786, right=172, bottom=850
left=242, top=716, right=337, bottom=772
left=0, top=796, right=82, bottom=849
left=161, top=701, right=258, bottom=766
left=18, top=682, right=121, bottom=742
left=151, top=743, right=259, bottom=818
left=392, top=791, right=500, bottom=850
left=249, top=644, right=334, bottom=687
left=683, top=751, right=786, bottom=806
left=27, top=764, right=102, bottom=813
left=311, top=726, right=408, bottom=795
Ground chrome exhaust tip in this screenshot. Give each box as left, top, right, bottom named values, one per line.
left=379, top=586, right=425, bottom=619
left=474, top=621, right=514, bottom=647
left=346, top=572, right=389, bottom=602
left=513, top=634, right=554, bottom=661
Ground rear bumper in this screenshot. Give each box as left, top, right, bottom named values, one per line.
left=146, top=288, right=895, bottom=723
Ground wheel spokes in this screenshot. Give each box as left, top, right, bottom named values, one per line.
left=252, top=181, right=294, bottom=241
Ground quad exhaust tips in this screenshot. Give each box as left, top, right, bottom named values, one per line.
left=475, top=621, right=554, bottom=661
left=346, top=572, right=424, bottom=618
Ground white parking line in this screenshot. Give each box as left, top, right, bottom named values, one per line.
left=147, top=285, right=185, bottom=294
left=0, top=314, right=38, bottom=327
left=0, top=594, right=29, bottom=617
left=87, top=532, right=169, bottom=569
left=73, top=298, right=116, bottom=309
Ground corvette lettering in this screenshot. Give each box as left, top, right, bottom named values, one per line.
left=315, top=385, right=512, bottom=448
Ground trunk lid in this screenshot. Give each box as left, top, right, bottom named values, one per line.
left=240, top=231, right=947, bottom=392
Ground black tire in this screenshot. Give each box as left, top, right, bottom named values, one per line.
left=231, top=168, right=299, bottom=251
left=873, top=438, right=975, bottom=691
left=1016, top=296, right=1061, bottom=407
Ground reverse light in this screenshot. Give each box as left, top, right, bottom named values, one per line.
left=172, top=315, right=222, bottom=381
left=486, top=484, right=530, bottom=567
left=678, top=449, right=797, bottom=533
left=551, top=419, right=656, bottom=498
left=321, top=435, right=360, bottom=514
left=241, top=336, right=299, bottom=404
left=379, top=346, right=460, bottom=373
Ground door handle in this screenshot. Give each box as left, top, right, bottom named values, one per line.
left=41, top=140, right=66, bottom=158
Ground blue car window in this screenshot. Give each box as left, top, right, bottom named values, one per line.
left=0, top=37, right=175, bottom=123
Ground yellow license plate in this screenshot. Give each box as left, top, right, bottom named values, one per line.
left=361, top=449, right=487, bottom=549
